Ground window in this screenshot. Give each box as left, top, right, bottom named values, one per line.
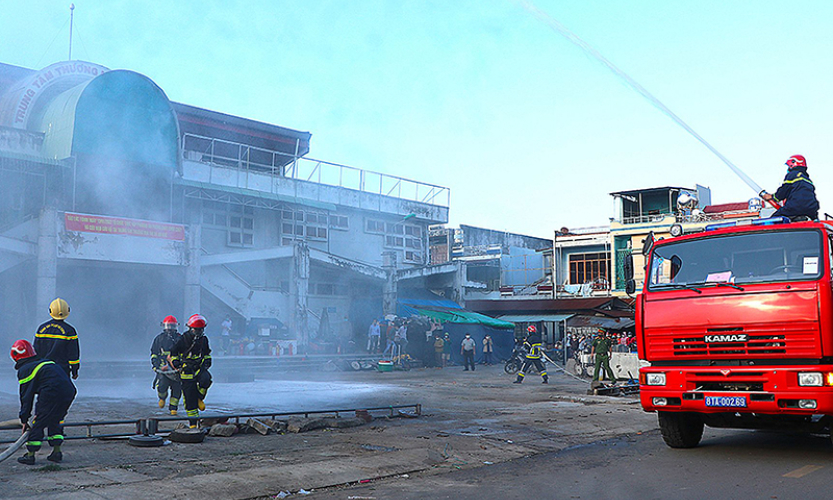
left=369, top=218, right=424, bottom=252
left=281, top=209, right=328, bottom=242
left=405, top=251, right=423, bottom=264
left=329, top=215, right=348, bottom=229
left=569, top=252, right=610, bottom=285
left=386, top=235, right=404, bottom=247
left=405, top=237, right=422, bottom=249
left=203, top=201, right=254, bottom=247
left=366, top=219, right=385, bottom=233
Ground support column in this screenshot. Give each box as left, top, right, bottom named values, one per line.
left=184, top=224, right=201, bottom=316
left=291, top=241, right=310, bottom=348
left=35, top=208, right=58, bottom=326
left=382, top=251, right=398, bottom=317
left=451, top=260, right=466, bottom=307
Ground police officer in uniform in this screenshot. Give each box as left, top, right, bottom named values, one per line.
left=34, top=298, right=80, bottom=380
left=151, top=315, right=182, bottom=415
left=514, top=325, right=549, bottom=384
left=12, top=339, right=77, bottom=465
left=169, top=314, right=212, bottom=428
left=591, top=328, right=616, bottom=384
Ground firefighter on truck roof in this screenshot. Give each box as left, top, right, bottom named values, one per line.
left=761, top=154, right=819, bottom=221
left=169, top=314, right=212, bottom=428
left=34, top=298, right=80, bottom=380
left=151, top=315, right=182, bottom=416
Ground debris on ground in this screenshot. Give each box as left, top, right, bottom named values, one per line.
left=246, top=418, right=272, bottom=435
left=208, top=423, right=238, bottom=437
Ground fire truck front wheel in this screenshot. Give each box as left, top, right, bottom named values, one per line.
left=658, top=411, right=704, bottom=448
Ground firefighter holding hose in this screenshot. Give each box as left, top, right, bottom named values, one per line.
left=151, top=315, right=182, bottom=415
left=169, top=314, right=212, bottom=428
left=513, top=325, right=549, bottom=384
left=11, top=339, right=77, bottom=465
left=761, top=155, right=819, bottom=221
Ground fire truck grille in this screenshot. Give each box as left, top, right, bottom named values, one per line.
left=672, top=334, right=787, bottom=356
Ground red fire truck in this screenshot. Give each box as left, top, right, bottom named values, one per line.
left=634, top=217, right=833, bottom=448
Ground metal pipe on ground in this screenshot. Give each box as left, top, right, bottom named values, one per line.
left=0, top=405, right=422, bottom=444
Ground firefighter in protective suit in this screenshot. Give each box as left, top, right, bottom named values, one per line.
left=151, top=315, right=182, bottom=415
left=169, top=314, right=212, bottom=428
left=12, top=339, right=77, bottom=465
left=513, top=325, right=549, bottom=384
left=761, top=154, right=819, bottom=221
left=34, top=298, right=80, bottom=379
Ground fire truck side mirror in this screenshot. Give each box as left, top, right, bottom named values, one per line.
left=641, top=232, right=655, bottom=256
left=625, top=280, right=636, bottom=295
left=623, top=253, right=634, bottom=281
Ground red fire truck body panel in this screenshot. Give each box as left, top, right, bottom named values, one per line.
left=638, top=221, right=833, bottom=420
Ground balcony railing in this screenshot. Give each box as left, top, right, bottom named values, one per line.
left=181, top=133, right=450, bottom=207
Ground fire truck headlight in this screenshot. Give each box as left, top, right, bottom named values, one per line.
left=798, top=399, right=817, bottom=409
left=798, top=372, right=823, bottom=387
left=646, top=373, right=666, bottom=386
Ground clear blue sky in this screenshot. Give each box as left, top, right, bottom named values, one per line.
left=2, top=1, right=832, bottom=237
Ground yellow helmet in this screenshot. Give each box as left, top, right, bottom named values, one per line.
left=49, top=298, right=70, bottom=320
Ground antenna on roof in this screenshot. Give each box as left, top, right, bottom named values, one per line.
left=68, top=3, right=75, bottom=60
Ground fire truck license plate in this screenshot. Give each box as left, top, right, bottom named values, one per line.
left=705, top=396, right=747, bottom=407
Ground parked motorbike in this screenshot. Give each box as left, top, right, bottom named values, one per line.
left=504, top=344, right=529, bottom=374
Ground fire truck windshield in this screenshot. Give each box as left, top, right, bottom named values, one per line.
left=648, top=229, right=823, bottom=289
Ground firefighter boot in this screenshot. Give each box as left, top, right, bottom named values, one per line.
left=17, top=454, right=35, bottom=465
left=170, top=408, right=178, bottom=416
left=47, top=451, right=63, bottom=463
left=513, top=375, right=523, bottom=384
left=198, top=399, right=205, bottom=411
left=158, top=398, right=165, bottom=409
left=542, top=375, right=549, bottom=384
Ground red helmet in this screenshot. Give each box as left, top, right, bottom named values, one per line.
left=786, top=155, right=807, bottom=169
left=10, top=339, right=36, bottom=362
left=186, top=314, right=207, bottom=329
left=161, top=315, right=178, bottom=330
left=527, top=325, right=536, bottom=334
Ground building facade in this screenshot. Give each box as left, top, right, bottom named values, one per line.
left=0, top=60, right=449, bottom=357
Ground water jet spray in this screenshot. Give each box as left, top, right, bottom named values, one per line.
left=515, top=0, right=780, bottom=208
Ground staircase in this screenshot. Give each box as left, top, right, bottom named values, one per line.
left=200, top=264, right=288, bottom=320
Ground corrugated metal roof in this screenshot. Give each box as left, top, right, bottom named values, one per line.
left=568, top=315, right=635, bottom=330
left=175, top=178, right=337, bottom=211
left=467, top=297, right=633, bottom=314
left=497, top=314, right=574, bottom=323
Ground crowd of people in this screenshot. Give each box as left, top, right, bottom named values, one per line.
left=566, top=331, right=637, bottom=359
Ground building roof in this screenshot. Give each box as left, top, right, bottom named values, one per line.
left=703, top=202, right=749, bottom=213
left=467, top=297, right=634, bottom=317
left=172, top=102, right=311, bottom=155
left=609, top=186, right=693, bottom=197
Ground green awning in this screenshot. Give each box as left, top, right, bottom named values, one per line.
left=406, top=307, right=514, bottom=329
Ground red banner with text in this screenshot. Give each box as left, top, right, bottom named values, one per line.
left=64, top=213, right=185, bottom=241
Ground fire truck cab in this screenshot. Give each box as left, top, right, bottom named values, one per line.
left=635, top=217, right=833, bottom=448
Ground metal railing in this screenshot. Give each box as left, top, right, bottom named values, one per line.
left=182, top=133, right=450, bottom=207
left=0, top=405, right=422, bottom=444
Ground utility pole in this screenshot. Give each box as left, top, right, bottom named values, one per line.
left=68, top=4, right=75, bottom=60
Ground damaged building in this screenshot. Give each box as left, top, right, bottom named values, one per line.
left=0, top=60, right=449, bottom=358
